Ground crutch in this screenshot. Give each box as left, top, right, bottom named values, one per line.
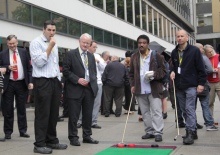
left=173, top=80, right=182, bottom=141
left=117, top=94, right=134, bottom=147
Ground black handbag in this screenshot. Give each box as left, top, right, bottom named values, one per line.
left=197, top=81, right=210, bottom=97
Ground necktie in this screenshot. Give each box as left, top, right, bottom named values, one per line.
left=82, top=52, right=88, bottom=67
left=13, top=51, right=18, bottom=80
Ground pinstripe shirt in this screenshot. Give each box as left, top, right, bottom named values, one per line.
left=30, top=34, right=61, bottom=80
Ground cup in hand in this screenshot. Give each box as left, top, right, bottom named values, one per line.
left=12, top=64, right=17, bottom=72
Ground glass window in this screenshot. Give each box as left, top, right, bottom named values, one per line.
left=104, top=31, right=112, bottom=45
left=158, top=13, right=162, bottom=38
left=113, top=34, right=120, bottom=47
left=0, top=0, right=6, bottom=18
left=127, top=0, right=133, bottom=23
left=153, top=9, right=157, bottom=35
left=33, top=7, right=50, bottom=27
left=134, top=41, right=138, bottom=49
left=8, top=1, right=31, bottom=24
left=142, top=1, right=147, bottom=30
left=106, top=0, right=115, bottom=15
left=163, top=17, right=167, bottom=40
left=68, top=19, right=81, bottom=37
left=117, top=0, right=124, bottom=20
left=82, top=0, right=90, bottom=3
left=121, top=37, right=127, bottom=49
left=128, top=39, right=134, bottom=50
left=148, top=6, right=153, bottom=33
left=135, top=0, right=140, bottom=27
left=52, top=14, right=67, bottom=33
left=94, top=28, right=103, bottom=42
left=93, top=0, right=103, bottom=9
left=82, top=23, right=93, bottom=37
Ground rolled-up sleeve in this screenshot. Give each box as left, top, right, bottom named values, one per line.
left=30, top=41, right=48, bottom=68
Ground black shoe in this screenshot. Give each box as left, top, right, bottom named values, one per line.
left=182, top=131, right=198, bottom=140
left=34, top=146, right=52, bottom=154
left=5, top=134, right=11, bottom=139
left=0, top=137, right=5, bottom=142
left=46, top=143, right=68, bottom=150
left=70, top=140, right=81, bottom=146
left=92, top=124, right=101, bottom=129
left=162, top=112, right=167, bottom=119
left=115, top=114, right=120, bottom=117
left=196, top=123, right=203, bottom=129
left=155, top=135, right=163, bottom=142
left=20, top=133, right=30, bottom=138
left=105, top=114, right=109, bottom=117
left=142, top=133, right=155, bottom=139
left=57, top=117, right=64, bottom=122
left=183, top=130, right=194, bottom=145
left=77, top=123, right=82, bottom=128
left=83, top=137, right=99, bottom=144
left=58, top=115, right=68, bottom=119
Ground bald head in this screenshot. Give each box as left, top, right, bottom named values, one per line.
left=195, top=43, right=205, bottom=54
left=176, top=29, right=189, bottom=48
left=111, top=55, right=119, bottom=61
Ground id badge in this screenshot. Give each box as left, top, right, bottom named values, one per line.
left=178, top=67, right=181, bottom=74
left=213, top=73, right=217, bottom=78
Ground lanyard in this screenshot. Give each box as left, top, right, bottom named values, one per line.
left=140, top=49, right=149, bottom=67
left=178, top=51, right=183, bottom=66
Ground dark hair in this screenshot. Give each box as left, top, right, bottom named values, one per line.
left=43, top=20, right=56, bottom=29
left=7, top=34, right=17, bottom=41
left=90, top=40, right=97, bottom=46
left=137, top=34, right=150, bottom=43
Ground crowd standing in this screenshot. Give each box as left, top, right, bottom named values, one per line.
left=0, top=19, right=219, bottom=153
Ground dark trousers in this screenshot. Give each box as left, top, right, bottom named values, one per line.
left=33, top=78, right=62, bottom=147
left=103, top=85, right=124, bottom=116
left=62, top=91, right=68, bottom=116
left=123, top=84, right=135, bottom=111
left=68, top=87, right=95, bottom=141
left=2, top=80, right=28, bottom=135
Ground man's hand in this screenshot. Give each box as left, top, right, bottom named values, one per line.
left=170, top=71, right=175, bottom=80
left=49, top=37, right=56, bottom=47
left=0, top=68, right=6, bottom=74
left=131, top=86, right=135, bottom=94
left=78, top=78, right=89, bottom=86
left=197, top=85, right=204, bottom=93
left=28, top=83, right=34, bottom=90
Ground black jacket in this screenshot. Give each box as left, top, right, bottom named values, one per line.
left=171, top=43, right=206, bottom=90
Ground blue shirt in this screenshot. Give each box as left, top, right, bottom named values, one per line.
left=140, top=50, right=152, bottom=94
left=30, top=34, right=61, bottom=80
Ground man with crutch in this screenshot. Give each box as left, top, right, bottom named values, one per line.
left=130, top=34, right=166, bottom=142
left=170, top=29, right=206, bottom=145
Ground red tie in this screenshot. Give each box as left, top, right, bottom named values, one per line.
left=13, top=51, right=18, bottom=80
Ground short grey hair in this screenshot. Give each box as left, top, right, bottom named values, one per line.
left=204, top=44, right=214, bottom=51
left=80, top=33, right=92, bottom=40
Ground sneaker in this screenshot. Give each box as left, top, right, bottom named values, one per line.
left=206, top=125, right=218, bottom=131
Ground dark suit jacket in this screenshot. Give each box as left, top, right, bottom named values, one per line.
left=63, top=48, right=98, bottom=99
left=0, top=47, right=32, bottom=91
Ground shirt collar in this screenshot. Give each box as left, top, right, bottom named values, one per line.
left=40, top=34, right=49, bottom=42
left=78, top=47, right=87, bottom=55
left=9, top=49, right=18, bottom=54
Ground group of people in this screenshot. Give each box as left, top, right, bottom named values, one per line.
left=0, top=19, right=219, bottom=155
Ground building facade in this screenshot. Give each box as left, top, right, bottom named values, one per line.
left=0, top=0, right=196, bottom=63
left=196, top=0, right=220, bottom=52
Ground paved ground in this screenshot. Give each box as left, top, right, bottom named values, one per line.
left=0, top=99, right=220, bottom=155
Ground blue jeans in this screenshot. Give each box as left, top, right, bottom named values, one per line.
left=198, top=94, right=214, bottom=126
left=176, top=87, right=197, bottom=131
